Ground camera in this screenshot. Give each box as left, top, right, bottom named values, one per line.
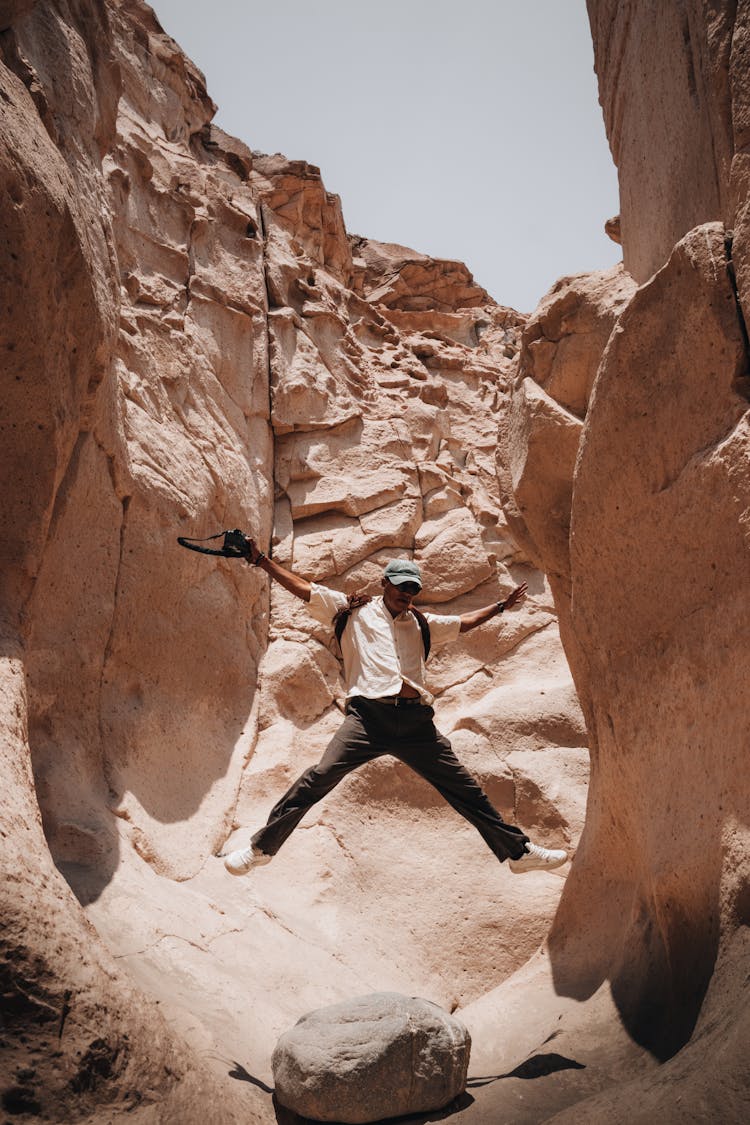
left=223, top=528, right=250, bottom=556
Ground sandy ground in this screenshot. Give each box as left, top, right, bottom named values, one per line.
left=79, top=842, right=656, bottom=1124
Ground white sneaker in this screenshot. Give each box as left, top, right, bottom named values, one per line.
left=508, top=842, right=568, bottom=874
left=223, top=844, right=273, bottom=876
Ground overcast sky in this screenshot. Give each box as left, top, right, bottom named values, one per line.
left=149, top=0, right=621, bottom=313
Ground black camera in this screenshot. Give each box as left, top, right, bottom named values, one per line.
left=223, top=528, right=251, bottom=556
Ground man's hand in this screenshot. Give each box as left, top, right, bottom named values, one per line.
left=458, top=582, right=529, bottom=633
left=243, top=536, right=264, bottom=565
left=502, top=582, right=528, bottom=611
left=245, top=543, right=312, bottom=602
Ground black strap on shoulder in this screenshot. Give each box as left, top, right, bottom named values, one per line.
left=334, top=597, right=431, bottom=660
left=410, top=606, right=431, bottom=661
left=333, top=594, right=372, bottom=647
left=176, top=529, right=249, bottom=558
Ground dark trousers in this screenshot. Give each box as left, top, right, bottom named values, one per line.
left=252, top=696, right=529, bottom=862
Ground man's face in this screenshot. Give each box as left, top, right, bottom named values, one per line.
left=381, top=577, right=421, bottom=616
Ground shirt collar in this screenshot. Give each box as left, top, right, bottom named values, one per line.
left=376, top=596, right=411, bottom=624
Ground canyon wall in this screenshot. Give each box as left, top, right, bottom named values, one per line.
left=4, top=0, right=747, bottom=1120
left=497, top=1, right=750, bottom=1118
left=1, top=1, right=586, bottom=1120
left=0, top=1, right=264, bottom=1120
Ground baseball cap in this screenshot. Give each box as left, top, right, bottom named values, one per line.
left=383, top=559, right=423, bottom=590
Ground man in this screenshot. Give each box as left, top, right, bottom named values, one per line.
left=223, top=543, right=568, bottom=877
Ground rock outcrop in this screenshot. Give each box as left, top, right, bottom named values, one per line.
left=272, top=993, right=470, bottom=1123
left=586, top=0, right=736, bottom=285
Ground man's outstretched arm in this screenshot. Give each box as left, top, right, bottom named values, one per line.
left=458, top=582, right=527, bottom=634
left=245, top=538, right=312, bottom=602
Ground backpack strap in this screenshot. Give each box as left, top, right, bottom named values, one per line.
left=334, top=597, right=431, bottom=661
left=333, top=593, right=372, bottom=647
left=410, top=607, right=431, bottom=662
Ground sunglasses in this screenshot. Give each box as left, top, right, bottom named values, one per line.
left=392, top=582, right=421, bottom=596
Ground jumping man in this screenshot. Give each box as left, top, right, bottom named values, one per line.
left=223, top=545, right=568, bottom=876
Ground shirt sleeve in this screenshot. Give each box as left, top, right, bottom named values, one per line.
left=307, top=583, right=349, bottom=627
left=423, top=611, right=462, bottom=649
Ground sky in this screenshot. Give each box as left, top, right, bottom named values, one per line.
left=149, top=0, right=621, bottom=314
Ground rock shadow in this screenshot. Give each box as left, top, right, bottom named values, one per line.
left=271, top=1091, right=475, bottom=1125
left=227, top=1061, right=274, bottom=1095
left=548, top=843, right=722, bottom=1062
left=26, top=525, right=262, bottom=906
left=467, top=1051, right=586, bottom=1085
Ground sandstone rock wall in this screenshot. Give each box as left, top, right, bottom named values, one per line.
left=586, top=0, right=736, bottom=284
left=496, top=3, right=750, bottom=1117
left=19, top=0, right=274, bottom=887
left=0, top=1, right=266, bottom=1120
left=10, top=0, right=748, bottom=1120
left=1, top=1, right=587, bottom=1119
left=554, top=218, right=750, bottom=1079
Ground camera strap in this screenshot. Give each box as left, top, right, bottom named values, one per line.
left=176, top=531, right=248, bottom=558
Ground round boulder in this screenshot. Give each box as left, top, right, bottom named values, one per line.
left=272, top=992, right=471, bottom=1123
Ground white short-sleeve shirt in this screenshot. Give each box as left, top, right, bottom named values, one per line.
left=307, top=583, right=461, bottom=704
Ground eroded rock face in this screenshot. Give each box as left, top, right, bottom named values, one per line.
left=225, top=142, right=586, bottom=1029
left=0, top=2, right=265, bottom=1121
left=2, top=1, right=586, bottom=1121
left=272, top=993, right=471, bottom=1123
left=498, top=5, right=750, bottom=1118
left=14, top=0, right=748, bottom=1120
left=551, top=223, right=750, bottom=1059
left=350, top=236, right=493, bottom=312
left=16, top=0, right=273, bottom=895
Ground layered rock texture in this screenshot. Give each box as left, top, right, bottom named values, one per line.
left=2, top=0, right=748, bottom=1122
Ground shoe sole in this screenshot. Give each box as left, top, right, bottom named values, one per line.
left=508, top=857, right=568, bottom=874
left=222, top=852, right=273, bottom=876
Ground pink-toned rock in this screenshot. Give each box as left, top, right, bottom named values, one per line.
left=2, top=3, right=589, bottom=1123
left=520, top=265, right=635, bottom=419
left=587, top=0, right=734, bottom=284
left=351, top=236, right=491, bottom=312
left=253, top=153, right=353, bottom=286
left=414, top=508, right=495, bottom=601
left=524, top=221, right=750, bottom=1073
left=492, top=24, right=750, bottom=1118
left=0, top=3, right=266, bottom=1120
left=604, top=214, right=621, bottom=245
left=481, top=9, right=750, bottom=1116
left=499, top=265, right=635, bottom=607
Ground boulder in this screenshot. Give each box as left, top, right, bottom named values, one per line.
left=272, top=993, right=471, bottom=1123
left=519, top=265, right=635, bottom=419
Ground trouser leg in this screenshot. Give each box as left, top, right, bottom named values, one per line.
left=251, top=706, right=380, bottom=856
left=392, top=705, right=529, bottom=862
